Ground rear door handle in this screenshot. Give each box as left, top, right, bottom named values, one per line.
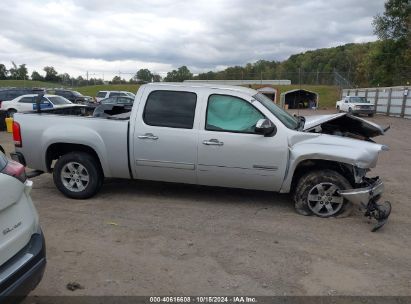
left=138, top=133, right=159, bottom=140
left=203, top=139, right=224, bottom=146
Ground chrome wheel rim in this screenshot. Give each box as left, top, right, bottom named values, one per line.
left=307, top=182, right=344, bottom=217
left=61, top=162, right=89, bottom=192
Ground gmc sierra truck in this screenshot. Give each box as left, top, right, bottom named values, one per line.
left=10, top=83, right=391, bottom=231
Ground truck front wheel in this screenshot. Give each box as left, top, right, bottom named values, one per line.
left=293, top=169, right=352, bottom=217
left=53, top=152, right=103, bottom=199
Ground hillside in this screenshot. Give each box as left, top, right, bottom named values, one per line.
left=195, top=40, right=410, bottom=88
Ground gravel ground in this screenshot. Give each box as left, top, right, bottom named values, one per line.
left=1, top=110, right=410, bottom=296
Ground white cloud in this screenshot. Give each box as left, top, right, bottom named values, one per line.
left=0, top=0, right=385, bottom=79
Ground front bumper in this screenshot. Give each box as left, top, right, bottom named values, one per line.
left=339, top=178, right=384, bottom=205
left=0, top=230, right=46, bottom=302
left=339, top=178, right=391, bottom=232
left=351, top=108, right=374, bottom=115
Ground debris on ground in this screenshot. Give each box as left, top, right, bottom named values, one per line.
left=66, top=282, right=84, bottom=291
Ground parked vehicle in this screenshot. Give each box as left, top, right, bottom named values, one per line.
left=101, top=96, right=134, bottom=106
left=53, top=89, right=87, bottom=104
left=0, top=94, right=78, bottom=117
left=11, top=83, right=391, bottom=231
left=95, top=91, right=134, bottom=103
left=0, top=88, right=45, bottom=109
left=0, top=150, right=46, bottom=298
left=336, top=96, right=375, bottom=116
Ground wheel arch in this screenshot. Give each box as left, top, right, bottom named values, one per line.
left=285, top=159, right=355, bottom=193
left=45, top=143, right=104, bottom=177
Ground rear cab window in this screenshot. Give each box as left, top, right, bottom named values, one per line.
left=97, top=92, right=107, bottom=98
left=143, top=90, right=197, bottom=129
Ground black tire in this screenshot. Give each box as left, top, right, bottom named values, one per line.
left=53, top=152, right=103, bottom=199
left=7, top=109, right=17, bottom=118
left=368, top=113, right=374, bottom=117
left=348, top=107, right=352, bottom=114
left=293, top=169, right=352, bottom=218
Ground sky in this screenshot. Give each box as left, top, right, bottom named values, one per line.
left=0, top=0, right=386, bottom=79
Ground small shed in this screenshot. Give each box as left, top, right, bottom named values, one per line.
left=280, top=89, right=319, bottom=109
left=257, top=86, right=277, bottom=102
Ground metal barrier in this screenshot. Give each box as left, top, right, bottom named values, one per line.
left=342, top=87, right=410, bottom=119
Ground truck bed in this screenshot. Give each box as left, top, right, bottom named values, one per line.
left=14, top=110, right=131, bottom=179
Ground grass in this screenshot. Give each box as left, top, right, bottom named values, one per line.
left=0, top=80, right=340, bottom=107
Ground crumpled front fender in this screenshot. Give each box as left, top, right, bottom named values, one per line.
left=280, top=133, right=388, bottom=193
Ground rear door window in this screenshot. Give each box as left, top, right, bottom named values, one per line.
left=143, top=91, right=197, bottom=129
left=19, top=97, right=35, bottom=103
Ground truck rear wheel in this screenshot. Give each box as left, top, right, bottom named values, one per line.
left=53, top=152, right=103, bottom=199
left=293, top=169, right=351, bottom=217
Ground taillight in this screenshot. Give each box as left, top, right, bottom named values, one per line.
left=12, top=121, right=22, bottom=147
left=2, top=159, right=27, bottom=183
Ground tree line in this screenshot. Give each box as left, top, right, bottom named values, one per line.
left=193, top=0, right=410, bottom=87
left=1, top=0, right=409, bottom=87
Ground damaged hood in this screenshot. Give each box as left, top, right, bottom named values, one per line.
left=303, top=113, right=386, bottom=138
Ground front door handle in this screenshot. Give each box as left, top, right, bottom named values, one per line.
left=138, top=133, right=159, bottom=140
left=203, top=139, right=224, bottom=146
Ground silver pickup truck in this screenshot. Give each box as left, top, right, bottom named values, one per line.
left=11, top=83, right=391, bottom=230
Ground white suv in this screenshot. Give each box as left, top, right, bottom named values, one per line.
left=95, top=91, right=135, bottom=103
left=0, top=149, right=46, bottom=298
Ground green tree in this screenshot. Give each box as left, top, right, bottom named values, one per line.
left=164, top=66, right=192, bottom=82
left=8, top=62, right=19, bottom=79
left=0, top=64, right=7, bottom=79
left=152, top=74, right=162, bottom=82
left=31, top=71, right=44, bottom=81
left=373, top=0, right=411, bottom=41
left=135, top=68, right=153, bottom=82
left=17, top=64, right=28, bottom=80
left=111, top=76, right=122, bottom=84
left=43, top=66, right=60, bottom=82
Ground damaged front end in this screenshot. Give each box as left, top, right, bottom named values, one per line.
left=339, top=177, right=391, bottom=232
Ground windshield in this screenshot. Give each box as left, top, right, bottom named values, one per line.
left=126, top=92, right=135, bottom=98
left=349, top=97, right=369, bottom=103
left=253, top=93, right=299, bottom=129
left=48, top=96, right=72, bottom=105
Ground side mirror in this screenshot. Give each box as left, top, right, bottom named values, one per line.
left=255, top=119, right=277, bottom=137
